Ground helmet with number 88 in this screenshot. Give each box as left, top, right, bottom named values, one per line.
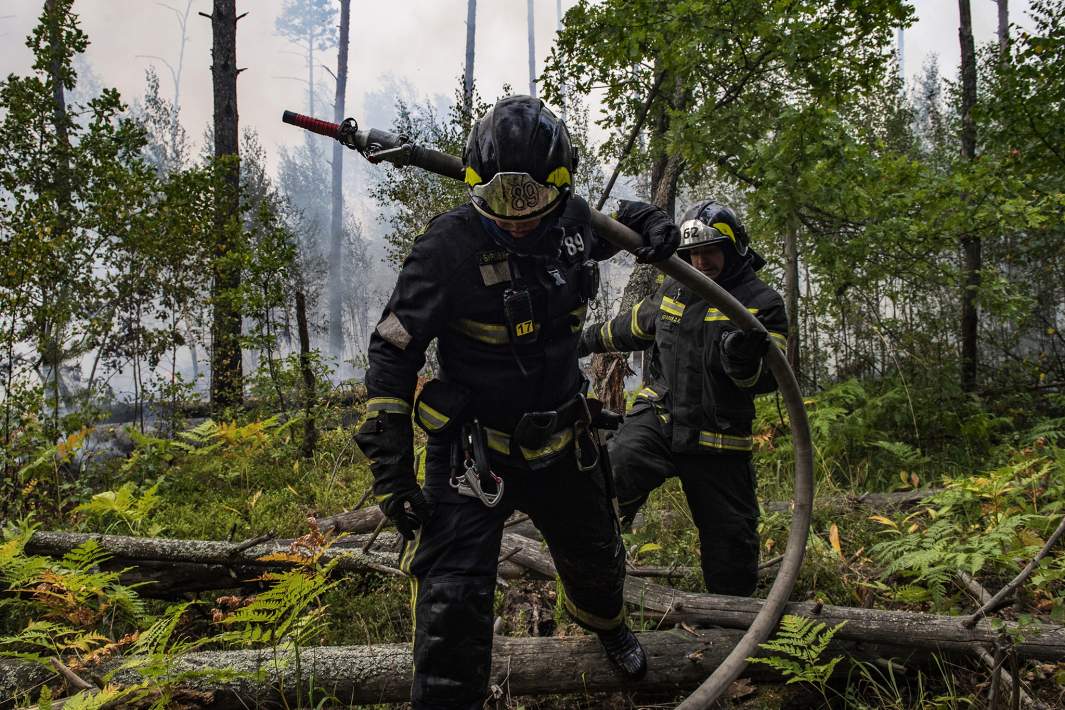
left=463, top=95, right=574, bottom=223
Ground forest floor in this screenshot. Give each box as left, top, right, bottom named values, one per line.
left=3, top=378, right=1065, bottom=708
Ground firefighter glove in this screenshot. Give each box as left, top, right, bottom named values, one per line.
left=380, top=488, right=433, bottom=541
left=722, top=327, right=769, bottom=364
left=615, top=200, right=680, bottom=263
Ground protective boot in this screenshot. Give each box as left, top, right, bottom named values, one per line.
left=596, top=624, right=648, bottom=679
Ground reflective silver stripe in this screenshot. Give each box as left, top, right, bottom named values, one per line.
left=416, top=401, right=449, bottom=431
left=450, top=318, right=512, bottom=345
left=484, top=428, right=511, bottom=455
left=366, top=397, right=411, bottom=416
left=698, top=430, right=753, bottom=451
left=730, top=360, right=763, bottom=389
left=660, top=296, right=685, bottom=318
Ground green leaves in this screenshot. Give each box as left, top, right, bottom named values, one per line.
left=748, top=615, right=846, bottom=690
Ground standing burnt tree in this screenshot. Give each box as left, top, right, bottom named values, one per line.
left=203, top=0, right=244, bottom=409
left=328, top=0, right=351, bottom=356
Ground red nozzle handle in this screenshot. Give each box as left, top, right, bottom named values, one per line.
left=282, top=110, right=340, bottom=139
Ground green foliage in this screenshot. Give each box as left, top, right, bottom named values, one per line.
left=75, top=481, right=163, bottom=536
left=748, top=615, right=846, bottom=693
left=869, top=448, right=1065, bottom=609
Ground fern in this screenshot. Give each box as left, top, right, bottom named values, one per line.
left=748, top=615, right=846, bottom=692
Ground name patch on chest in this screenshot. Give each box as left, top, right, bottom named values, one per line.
left=478, top=251, right=512, bottom=286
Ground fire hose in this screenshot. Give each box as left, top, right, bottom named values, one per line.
left=282, top=109, right=814, bottom=709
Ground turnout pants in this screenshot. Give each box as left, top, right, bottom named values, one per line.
left=403, top=437, right=627, bottom=710
left=610, top=406, right=761, bottom=597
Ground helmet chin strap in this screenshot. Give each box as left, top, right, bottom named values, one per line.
left=477, top=210, right=564, bottom=257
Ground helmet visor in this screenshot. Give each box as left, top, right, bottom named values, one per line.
left=677, top=219, right=742, bottom=253
left=470, top=172, right=563, bottom=222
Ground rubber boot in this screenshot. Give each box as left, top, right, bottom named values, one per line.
left=596, top=624, right=648, bottom=679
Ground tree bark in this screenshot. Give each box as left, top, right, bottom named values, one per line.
left=463, top=0, right=477, bottom=119
left=783, top=212, right=801, bottom=382
left=958, top=0, right=980, bottom=393
left=996, top=0, right=1009, bottom=60
left=0, top=628, right=927, bottom=708
left=327, top=0, right=350, bottom=356
left=495, top=534, right=1065, bottom=663
left=295, top=289, right=318, bottom=458
left=527, top=0, right=536, bottom=97
left=22, top=530, right=1065, bottom=662
left=207, top=0, right=243, bottom=410
left=314, top=487, right=940, bottom=536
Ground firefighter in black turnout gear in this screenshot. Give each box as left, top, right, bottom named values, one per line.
left=580, top=200, right=788, bottom=597
left=355, top=96, right=679, bottom=709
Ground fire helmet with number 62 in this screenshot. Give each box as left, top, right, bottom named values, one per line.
left=463, top=95, right=575, bottom=223
left=677, top=200, right=750, bottom=257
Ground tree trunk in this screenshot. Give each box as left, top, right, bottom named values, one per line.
left=23, top=530, right=1065, bottom=662
left=783, top=211, right=801, bottom=383
left=0, top=628, right=926, bottom=708
left=527, top=0, right=536, bottom=97
left=327, top=0, right=351, bottom=356
left=463, top=0, right=476, bottom=119
left=958, top=0, right=980, bottom=393
left=996, top=0, right=1009, bottom=59
left=207, top=0, right=243, bottom=410
left=296, top=289, right=318, bottom=458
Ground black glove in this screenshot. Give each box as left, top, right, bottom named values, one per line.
left=721, top=328, right=769, bottom=364
left=615, top=200, right=681, bottom=263
left=578, top=326, right=596, bottom=357
left=379, top=488, right=433, bottom=541
left=354, top=409, right=430, bottom=540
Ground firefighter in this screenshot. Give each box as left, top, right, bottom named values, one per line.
left=354, top=95, right=679, bottom=709
left=579, top=200, right=787, bottom=597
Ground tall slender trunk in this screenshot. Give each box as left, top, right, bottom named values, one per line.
left=556, top=0, right=565, bottom=120
left=45, top=0, right=73, bottom=432
left=958, top=0, right=980, bottom=392
left=784, top=213, right=801, bottom=385
left=996, top=0, right=1009, bottom=59
left=297, top=290, right=318, bottom=459
left=527, top=0, right=536, bottom=97
left=328, top=0, right=351, bottom=356
left=463, top=0, right=476, bottom=120
left=170, top=0, right=193, bottom=154
left=206, top=0, right=244, bottom=410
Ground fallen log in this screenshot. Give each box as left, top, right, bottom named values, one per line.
left=0, top=627, right=925, bottom=708
left=24, top=530, right=1061, bottom=664
left=315, top=487, right=940, bottom=536
left=498, top=534, right=1065, bottom=662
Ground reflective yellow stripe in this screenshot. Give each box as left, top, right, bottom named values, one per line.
left=563, top=595, right=626, bottom=631
left=416, top=401, right=449, bottom=431
left=705, top=306, right=759, bottom=322
left=485, top=428, right=511, bottom=456
left=637, top=386, right=659, bottom=400
left=484, top=426, right=573, bottom=462
left=519, top=429, right=573, bottom=460
left=600, top=321, right=617, bottom=352
left=769, top=331, right=787, bottom=350
left=698, top=430, right=754, bottom=452
left=366, top=397, right=411, bottom=416
left=631, top=302, right=653, bottom=340
left=570, top=304, right=588, bottom=333
left=660, top=296, right=685, bottom=318
left=450, top=318, right=512, bottom=345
